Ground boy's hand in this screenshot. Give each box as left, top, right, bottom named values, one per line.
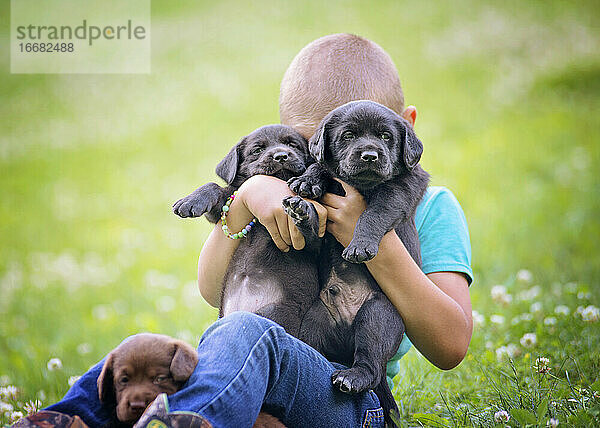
left=321, top=178, right=366, bottom=247
left=237, top=175, right=327, bottom=251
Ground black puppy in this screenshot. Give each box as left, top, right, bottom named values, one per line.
left=287, top=100, right=429, bottom=425
left=173, top=125, right=321, bottom=337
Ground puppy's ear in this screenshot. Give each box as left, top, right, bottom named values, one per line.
left=215, top=138, right=244, bottom=184
left=398, top=118, right=423, bottom=170
left=97, top=353, right=115, bottom=404
left=308, top=124, right=326, bottom=163
left=309, top=113, right=336, bottom=163
left=170, top=340, right=198, bottom=383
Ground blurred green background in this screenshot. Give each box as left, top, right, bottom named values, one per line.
left=1, top=0, right=599, bottom=425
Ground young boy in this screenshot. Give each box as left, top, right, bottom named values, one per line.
left=41, top=34, right=472, bottom=428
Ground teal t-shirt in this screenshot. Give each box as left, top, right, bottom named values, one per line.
left=385, top=186, right=473, bottom=386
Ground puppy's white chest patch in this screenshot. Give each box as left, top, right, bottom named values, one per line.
left=320, top=266, right=374, bottom=326
left=222, top=275, right=283, bottom=316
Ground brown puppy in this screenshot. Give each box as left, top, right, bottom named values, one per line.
left=97, top=333, right=198, bottom=426
left=97, top=333, right=286, bottom=428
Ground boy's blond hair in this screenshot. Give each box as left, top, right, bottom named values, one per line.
left=279, top=33, right=404, bottom=138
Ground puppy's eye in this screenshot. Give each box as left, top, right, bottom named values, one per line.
left=341, top=131, right=355, bottom=141
left=380, top=132, right=392, bottom=141
left=153, top=375, right=169, bottom=384
left=119, top=376, right=129, bottom=385
left=252, top=146, right=265, bottom=155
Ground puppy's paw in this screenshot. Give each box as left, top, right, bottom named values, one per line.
left=282, top=195, right=311, bottom=224
left=332, top=367, right=378, bottom=394
left=173, top=194, right=214, bottom=218
left=342, top=240, right=379, bottom=263
left=288, top=176, right=324, bottom=199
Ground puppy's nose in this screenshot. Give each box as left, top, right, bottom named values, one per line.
left=360, top=150, right=379, bottom=162
left=273, top=151, right=289, bottom=162
left=129, top=401, right=147, bottom=412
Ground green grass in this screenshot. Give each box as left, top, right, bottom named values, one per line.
left=1, top=0, right=599, bottom=426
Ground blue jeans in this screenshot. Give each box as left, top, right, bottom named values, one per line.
left=47, top=312, right=384, bottom=428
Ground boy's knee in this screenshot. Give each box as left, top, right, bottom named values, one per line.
left=213, top=311, right=283, bottom=336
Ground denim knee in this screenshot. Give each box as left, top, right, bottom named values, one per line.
left=204, top=311, right=284, bottom=343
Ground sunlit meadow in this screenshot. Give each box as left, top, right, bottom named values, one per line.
left=1, top=1, right=599, bottom=426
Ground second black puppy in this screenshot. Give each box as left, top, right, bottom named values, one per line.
left=287, top=100, right=429, bottom=424
left=173, top=125, right=320, bottom=337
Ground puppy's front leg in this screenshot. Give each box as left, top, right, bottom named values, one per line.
left=342, top=183, right=411, bottom=263
left=282, top=195, right=321, bottom=252
left=173, top=183, right=233, bottom=222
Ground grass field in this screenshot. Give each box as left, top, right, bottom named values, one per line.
left=1, top=1, right=599, bottom=426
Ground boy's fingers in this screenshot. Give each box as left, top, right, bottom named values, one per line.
left=325, top=206, right=339, bottom=223
left=320, top=192, right=344, bottom=209
left=289, top=223, right=306, bottom=250
left=262, top=218, right=290, bottom=252
left=275, top=212, right=293, bottom=247
left=306, top=199, right=328, bottom=237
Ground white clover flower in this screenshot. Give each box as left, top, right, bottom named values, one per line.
left=575, top=306, right=585, bottom=316
left=485, top=341, right=494, bottom=350
left=548, top=418, right=559, bottom=427
left=23, top=400, right=42, bottom=415
left=534, top=357, right=551, bottom=373
left=156, top=296, right=176, bottom=313
left=0, top=385, right=18, bottom=400
left=511, top=316, right=521, bottom=326
left=9, top=411, right=24, bottom=422
left=520, top=333, right=537, bottom=348
left=77, top=343, right=92, bottom=355
left=494, top=409, right=510, bottom=423
left=519, top=285, right=541, bottom=301
left=472, top=310, right=485, bottom=327
left=516, top=269, right=533, bottom=283
left=92, top=304, right=110, bottom=320
left=496, top=344, right=520, bottom=361
left=0, top=401, right=14, bottom=414
left=491, top=315, right=505, bottom=325
left=491, top=285, right=506, bottom=298
left=530, top=302, right=542, bottom=313
left=491, top=285, right=512, bottom=304
left=577, top=291, right=591, bottom=300
left=581, top=305, right=599, bottom=322
left=68, top=376, right=81, bottom=387
left=554, top=305, right=570, bottom=316
left=520, top=313, right=534, bottom=322
left=544, top=317, right=557, bottom=326
left=47, top=358, right=63, bottom=371
left=495, top=346, right=508, bottom=361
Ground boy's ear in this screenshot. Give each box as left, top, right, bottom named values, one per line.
left=397, top=117, right=423, bottom=170
left=97, top=353, right=115, bottom=404
left=402, top=106, right=417, bottom=127
left=215, top=138, right=244, bottom=184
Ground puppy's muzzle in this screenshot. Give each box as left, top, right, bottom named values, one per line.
left=129, top=401, right=147, bottom=412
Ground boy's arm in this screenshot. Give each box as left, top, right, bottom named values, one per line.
left=322, top=180, right=472, bottom=370
left=197, top=175, right=327, bottom=307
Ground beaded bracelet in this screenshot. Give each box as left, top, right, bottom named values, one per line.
left=221, top=191, right=257, bottom=239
